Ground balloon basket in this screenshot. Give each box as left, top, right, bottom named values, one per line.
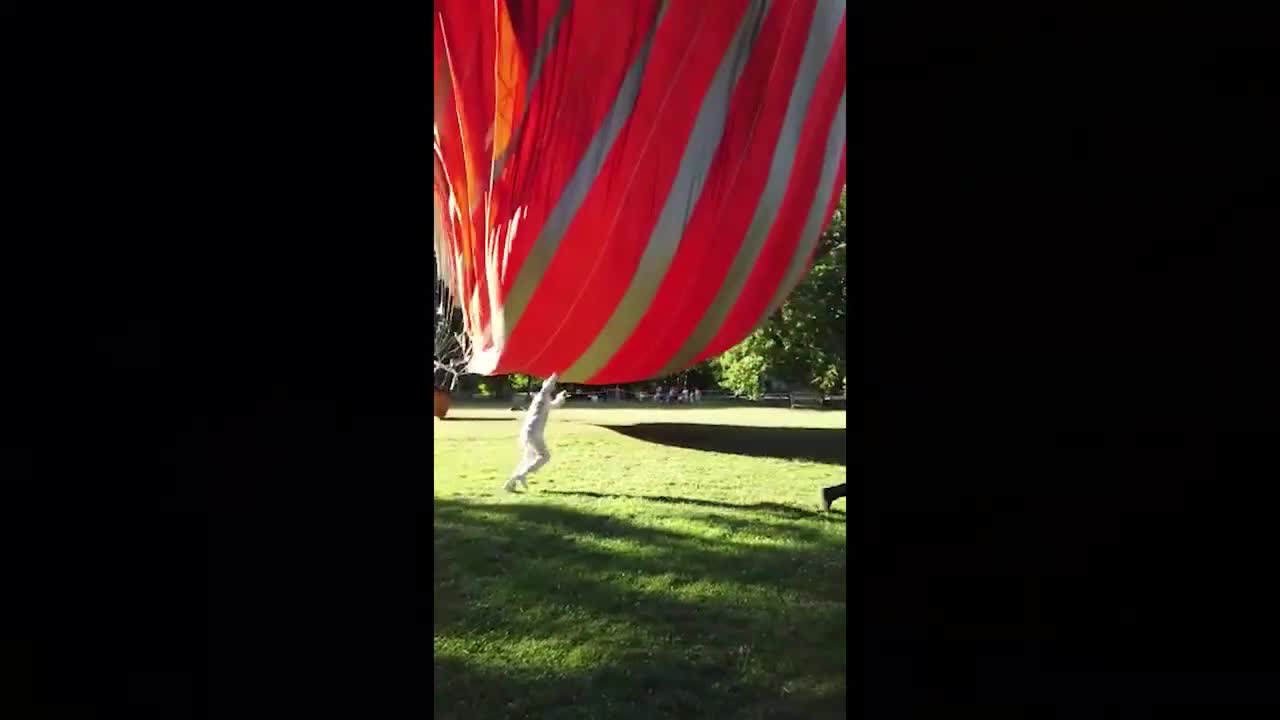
left=434, top=388, right=452, bottom=419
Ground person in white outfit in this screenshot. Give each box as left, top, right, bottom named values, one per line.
left=504, top=373, right=567, bottom=492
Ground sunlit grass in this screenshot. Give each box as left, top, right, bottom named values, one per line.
left=434, top=404, right=846, bottom=720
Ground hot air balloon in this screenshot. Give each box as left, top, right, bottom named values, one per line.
left=434, top=0, right=847, bottom=384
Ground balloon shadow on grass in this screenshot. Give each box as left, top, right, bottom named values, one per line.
left=597, top=423, right=846, bottom=466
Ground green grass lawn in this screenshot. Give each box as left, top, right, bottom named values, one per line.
left=434, top=404, right=846, bottom=720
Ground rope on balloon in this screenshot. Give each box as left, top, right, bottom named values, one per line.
left=434, top=274, right=471, bottom=392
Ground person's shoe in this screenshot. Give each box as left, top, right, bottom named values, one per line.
left=503, top=478, right=519, bottom=493
left=819, top=487, right=835, bottom=512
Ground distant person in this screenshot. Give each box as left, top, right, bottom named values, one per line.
left=680, top=387, right=689, bottom=404
left=819, top=483, right=846, bottom=512
left=654, top=386, right=664, bottom=403
left=694, top=388, right=702, bottom=403
left=504, top=373, right=567, bottom=493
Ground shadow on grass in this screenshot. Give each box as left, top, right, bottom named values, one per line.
left=598, top=424, right=845, bottom=466
left=539, top=490, right=845, bottom=521
left=434, top=498, right=845, bottom=720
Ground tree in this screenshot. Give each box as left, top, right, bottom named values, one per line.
left=714, top=187, right=846, bottom=398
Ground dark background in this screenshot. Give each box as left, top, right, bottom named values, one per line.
left=3, top=1, right=1278, bottom=715
left=3, top=6, right=429, bottom=716
left=856, top=3, right=1280, bottom=714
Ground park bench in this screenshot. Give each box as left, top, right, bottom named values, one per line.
left=789, top=389, right=825, bottom=409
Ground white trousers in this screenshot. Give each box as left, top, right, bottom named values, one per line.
left=506, top=430, right=550, bottom=488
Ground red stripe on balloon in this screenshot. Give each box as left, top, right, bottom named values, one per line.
left=504, top=1, right=754, bottom=377
left=492, top=1, right=664, bottom=300
left=692, top=15, right=847, bottom=365
left=587, top=0, right=820, bottom=383
left=436, top=1, right=662, bottom=369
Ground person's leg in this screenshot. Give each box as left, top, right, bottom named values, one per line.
left=504, top=457, right=531, bottom=491
left=520, top=435, right=551, bottom=487
left=504, top=435, right=537, bottom=491
left=504, top=468, right=525, bottom=492
left=819, top=483, right=847, bottom=511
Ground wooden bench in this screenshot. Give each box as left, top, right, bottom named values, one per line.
left=789, top=390, right=825, bottom=409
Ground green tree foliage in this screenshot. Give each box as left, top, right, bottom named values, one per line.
left=714, top=187, right=846, bottom=398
